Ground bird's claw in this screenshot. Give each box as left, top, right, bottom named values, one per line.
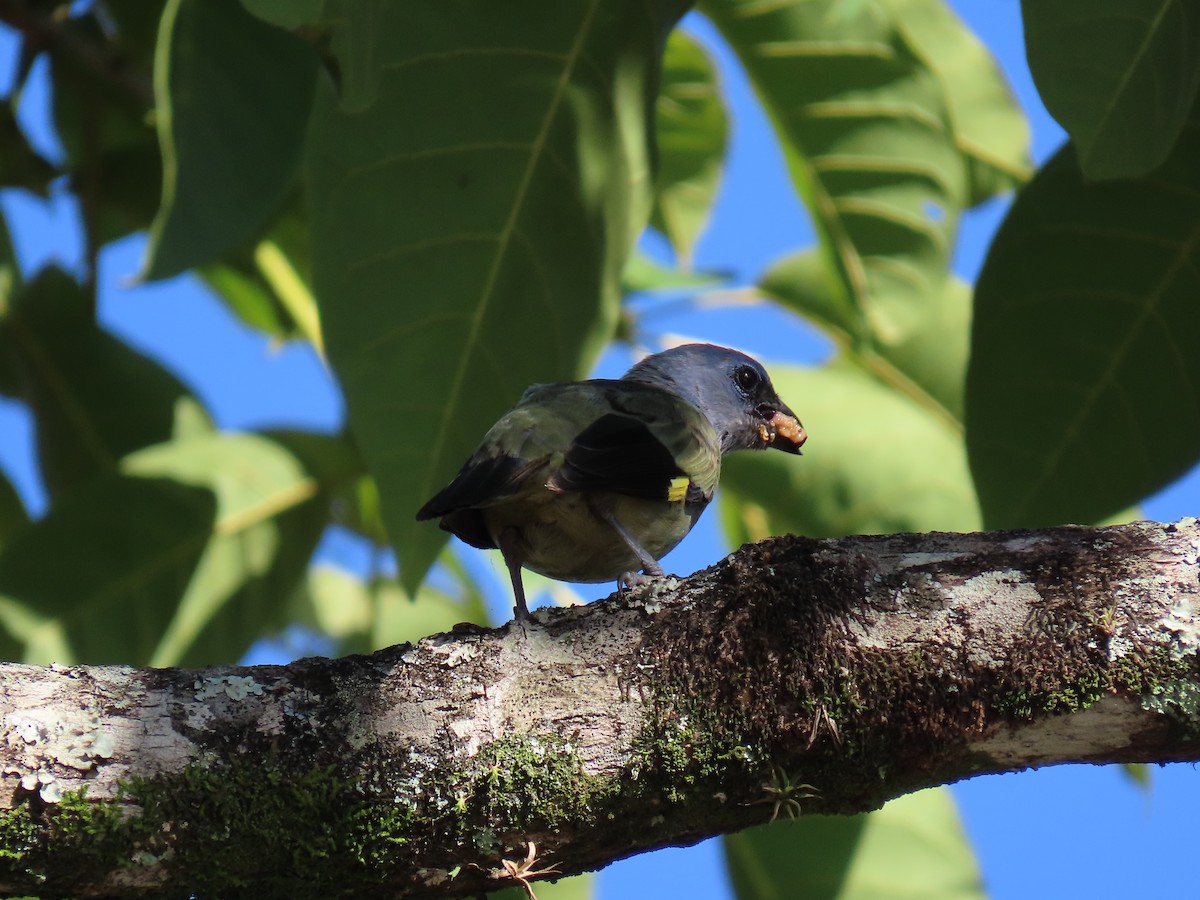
left=620, top=571, right=660, bottom=592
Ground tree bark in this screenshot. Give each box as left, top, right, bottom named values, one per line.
left=2, top=518, right=1198, bottom=898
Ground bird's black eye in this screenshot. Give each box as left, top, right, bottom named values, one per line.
left=733, top=365, right=761, bottom=393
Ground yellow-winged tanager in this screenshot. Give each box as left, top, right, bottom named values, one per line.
left=417, top=343, right=806, bottom=621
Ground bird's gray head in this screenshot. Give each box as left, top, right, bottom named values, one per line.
left=623, top=343, right=806, bottom=455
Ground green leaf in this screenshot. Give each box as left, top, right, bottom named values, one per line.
left=721, top=360, right=980, bottom=543
left=966, top=133, right=1200, bottom=529
left=298, top=560, right=490, bottom=655
left=370, top=575, right=488, bottom=649
left=144, top=0, right=319, bottom=280
left=240, top=0, right=325, bottom=30
left=0, top=209, right=19, bottom=398
left=0, top=103, right=56, bottom=196
left=200, top=261, right=299, bottom=338
left=493, top=873, right=593, bottom=900
left=0, top=433, right=343, bottom=666
left=702, top=0, right=969, bottom=346
left=199, top=195, right=320, bottom=344
left=331, top=473, right=390, bottom=546
left=622, top=250, right=727, bottom=295
left=0, top=267, right=213, bottom=500
left=293, top=565, right=373, bottom=649
left=725, top=788, right=983, bottom=900
left=307, top=0, right=684, bottom=592
left=0, top=474, right=216, bottom=664
left=1122, top=762, right=1152, bottom=790
left=1023, top=0, right=1200, bottom=180
left=886, top=0, right=1031, bottom=201
left=0, top=468, right=28, bottom=549
left=0, top=204, right=17, bottom=297
left=100, top=0, right=171, bottom=74
left=650, top=29, right=729, bottom=266
left=48, top=10, right=162, bottom=245
left=761, top=250, right=969, bottom=425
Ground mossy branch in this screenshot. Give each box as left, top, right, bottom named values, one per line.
left=2, top=519, right=1199, bottom=898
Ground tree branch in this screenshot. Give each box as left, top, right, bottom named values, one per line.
left=2, top=519, right=1198, bottom=897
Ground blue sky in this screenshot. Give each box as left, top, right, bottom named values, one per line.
left=1, top=3, right=1198, bottom=898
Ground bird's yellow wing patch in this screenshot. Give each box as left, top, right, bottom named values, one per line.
left=667, top=475, right=690, bottom=502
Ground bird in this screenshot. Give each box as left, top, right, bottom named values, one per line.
left=416, top=343, right=806, bottom=622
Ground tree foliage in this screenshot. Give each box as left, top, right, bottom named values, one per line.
left=0, top=0, right=1196, bottom=895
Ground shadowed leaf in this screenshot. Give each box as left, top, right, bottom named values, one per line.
left=308, top=0, right=686, bottom=592
left=240, top=0, right=324, bottom=29
left=0, top=104, right=56, bottom=196
left=725, top=788, right=983, bottom=900
left=966, top=132, right=1200, bottom=529
left=0, top=433, right=349, bottom=666
left=0, top=468, right=28, bottom=549
left=651, top=29, right=728, bottom=266
left=199, top=196, right=319, bottom=344
left=49, top=11, right=162, bottom=245
left=0, top=209, right=19, bottom=397
left=1023, top=0, right=1200, bottom=179
left=144, top=0, right=319, bottom=279
left=0, top=267, right=213, bottom=500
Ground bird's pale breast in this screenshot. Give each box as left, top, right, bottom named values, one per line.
left=483, top=489, right=698, bottom=582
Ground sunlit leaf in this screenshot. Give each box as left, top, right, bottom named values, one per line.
left=702, top=0, right=969, bottom=346
left=297, top=559, right=490, bottom=655
left=201, top=262, right=298, bottom=338
left=308, top=0, right=685, bottom=592
left=725, top=788, right=983, bottom=900
left=761, top=250, right=969, bottom=424
left=1122, top=762, right=1152, bottom=791
left=888, top=0, right=1030, bottom=201
left=0, top=266, right=213, bottom=500
left=966, top=133, right=1200, bottom=529
left=144, top=0, right=319, bottom=279
left=651, top=28, right=728, bottom=266
left=370, top=576, right=488, bottom=649
left=622, top=249, right=727, bottom=295
left=721, top=360, right=980, bottom=544
left=492, top=873, right=594, bottom=900
left=1023, top=0, right=1200, bottom=179
left=295, top=565, right=373, bottom=648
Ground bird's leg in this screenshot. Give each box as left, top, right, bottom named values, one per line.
left=593, top=507, right=663, bottom=594
left=496, top=527, right=532, bottom=623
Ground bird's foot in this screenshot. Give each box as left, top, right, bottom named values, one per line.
left=618, top=570, right=679, bottom=612
left=509, top=603, right=537, bottom=637
left=619, top=571, right=660, bottom=592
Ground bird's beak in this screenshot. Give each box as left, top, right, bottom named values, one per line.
left=755, top=402, right=806, bottom=454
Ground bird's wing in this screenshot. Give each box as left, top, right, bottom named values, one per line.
left=415, top=382, right=604, bottom=521
left=548, top=383, right=720, bottom=503
left=417, top=381, right=721, bottom=523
